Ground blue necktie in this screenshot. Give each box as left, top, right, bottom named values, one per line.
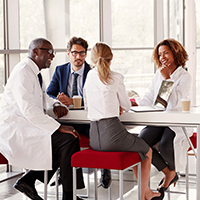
left=72, top=73, right=79, bottom=96
left=38, top=73, right=43, bottom=88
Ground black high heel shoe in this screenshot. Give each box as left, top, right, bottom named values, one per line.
left=158, top=172, right=179, bottom=191
left=151, top=188, right=165, bottom=200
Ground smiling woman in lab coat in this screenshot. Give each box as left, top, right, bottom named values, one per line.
left=136, top=39, right=192, bottom=193
left=0, top=38, right=84, bottom=200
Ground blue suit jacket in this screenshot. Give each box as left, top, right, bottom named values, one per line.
left=47, top=62, right=91, bottom=99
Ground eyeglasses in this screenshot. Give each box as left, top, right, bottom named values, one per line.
left=70, top=51, right=86, bottom=57
left=38, top=48, right=56, bottom=56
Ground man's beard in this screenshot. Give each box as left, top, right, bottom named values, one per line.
left=74, top=59, right=83, bottom=68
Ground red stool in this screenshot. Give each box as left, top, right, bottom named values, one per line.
left=71, top=148, right=142, bottom=200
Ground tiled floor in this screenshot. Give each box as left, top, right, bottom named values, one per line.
left=0, top=161, right=197, bottom=200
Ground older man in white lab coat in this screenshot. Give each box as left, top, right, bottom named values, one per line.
left=0, top=38, right=84, bottom=200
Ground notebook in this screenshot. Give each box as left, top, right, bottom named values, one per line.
left=131, top=80, right=174, bottom=112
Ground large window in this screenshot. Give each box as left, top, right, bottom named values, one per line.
left=111, top=0, right=154, bottom=48
left=163, top=0, right=184, bottom=43
left=196, top=0, right=200, bottom=105
left=19, top=0, right=99, bottom=86
left=69, top=0, right=99, bottom=48
left=0, top=1, right=4, bottom=93
left=1, top=0, right=198, bottom=105
left=112, top=50, right=154, bottom=97
left=19, top=0, right=46, bottom=49
left=0, top=1, right=3, bottom=49
left=0, top=55, right=4, bottom=93
left=170, top=0, right=184, bottom=42
left=111, top=0, right=154, bottom=98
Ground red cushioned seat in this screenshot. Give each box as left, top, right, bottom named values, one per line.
left=71, top=148, right=142, bottom=200
left=0, top=153, right=8, bottom=164
left=71, top=148, right=141, bottom=170
left=79, top=134, right=90, bottom=148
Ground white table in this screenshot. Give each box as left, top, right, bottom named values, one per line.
left=47, top=107, right=200, bottom=200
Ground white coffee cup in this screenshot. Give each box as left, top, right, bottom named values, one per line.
left=73, top=95, right=82, bottom=109
left=181, top=98, right=191, bottom=112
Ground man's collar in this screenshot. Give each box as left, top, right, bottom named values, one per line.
left=26, top=57, right=40, bottom=75
left=70, top=62, right=85, bottom=76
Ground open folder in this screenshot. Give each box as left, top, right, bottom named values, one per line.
left=131, top=80, right=174, bottom=112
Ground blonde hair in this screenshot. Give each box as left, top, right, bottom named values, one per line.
left=91, top=42, right=113, bottom=84
left=152, top=38, right=188, bottom=68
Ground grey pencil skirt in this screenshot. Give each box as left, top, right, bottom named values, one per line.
left=89, top=117, right=149, bottom=161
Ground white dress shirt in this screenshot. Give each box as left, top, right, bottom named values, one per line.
left=0, top=57, right=60, bottom=170
left=139, top=66, right=192, bottom=171
left=83, top=68, right=131, bottom=121
left=67, top=63, right=85, bottom=97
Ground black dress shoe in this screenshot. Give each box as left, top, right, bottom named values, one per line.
left=99, top=169, right=112, bottom=189
left=13, top=179, right=43, bottom=200
left=77, top=197, right=84, bottom=200
left=50, top=176, right=62, bottom=186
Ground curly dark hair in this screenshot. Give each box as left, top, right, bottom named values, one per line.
left=67, top=36, right=88, bottom=51
left=152, top=38, right=188, bottom=68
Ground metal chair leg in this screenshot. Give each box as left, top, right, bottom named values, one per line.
left=86, top=172, right=90, bottom=197
left=138, top=162, right=141, bottom=200
left=73, top=167, right=77, bottom=200
left=44, top=170, right=48, bottom=200
left=55, top=170, right=59, bottom=200
left=94, top=168, right=98, bottom=200
left=119, top=170, right=123, bottom=200
left=108, top=185, right=112, bottom=200
left=186, top=150, right=189, bottom=200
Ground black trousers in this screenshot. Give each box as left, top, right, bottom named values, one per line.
left=60, top=122, right=90, bottom=137
left=23, top=130, right=85, bottom=192
left=139, top=126, right=175, bottom=171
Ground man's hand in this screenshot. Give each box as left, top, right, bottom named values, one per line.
left=57, top=92, right=73, bottom=106
left=58, top=125, right=79, bottom=138
left=53, top=104, right=68, bottom=119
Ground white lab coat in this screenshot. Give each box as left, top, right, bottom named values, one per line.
left=139, top=67, right=192, bottom=172
left=0, top=57, right=60, bottom=170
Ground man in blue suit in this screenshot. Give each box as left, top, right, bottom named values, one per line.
left=47, top=37, right=111, bottom=189
left=47, top=37, right=90, bottom=106
left=47, top=37, right=91, bottom=187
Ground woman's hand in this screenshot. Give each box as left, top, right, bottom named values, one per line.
left=159, top=64, right=171, bottom=80
left=58, top=125, right=79, bottom=138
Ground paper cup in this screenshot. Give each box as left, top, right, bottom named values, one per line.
left=181, top=98, right=191, bottom=112
left=73, top=95, right=82, bottom=108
